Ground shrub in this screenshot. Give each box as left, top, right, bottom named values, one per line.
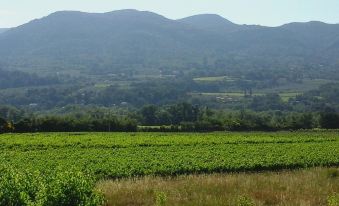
left=0, top=168, right=104, bottom=206
left=155, top=191, right=167, bottom=206
left=327, top=194, right=339, bottom=206
left=0, top=169, right=46, bottom=205
left=236, top=195, right=255, bottom=206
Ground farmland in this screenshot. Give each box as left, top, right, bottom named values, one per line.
left=0, top=131, right=338, bottom=177
left=190, top=91, right=302, bottom=102
left=0, top=131, right=338, bottom=205
left=2, top=5, right=339, bottom=206
left=190, top=78, right=339, bottom=103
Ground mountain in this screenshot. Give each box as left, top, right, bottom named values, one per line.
left=280, top=21, right=339, bottom=49
left=0, top=28, right=9, bottom=33
left=0, top=10, right=221, bottom=74
left=178, top=14, right=262, bottom=33
left=178, top=14, right=240, bottom=32
left=0, top=9, right=339, bottom=76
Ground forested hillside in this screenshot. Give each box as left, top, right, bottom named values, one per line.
left=1, top=9, right=339, bottom=77
left=0, top=10, right=339, bottom=129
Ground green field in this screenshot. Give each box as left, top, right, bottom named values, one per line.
left=1, top=131, right=338, bottom=205
left=190, top=78, right=339, bottom=102
left=193, top=76, right=238, bottom=82
left=262, top=79, right=339, bottom=93
left=190, top=91, right=301, bottom=101
left=1, top=131, right=338, bottom=177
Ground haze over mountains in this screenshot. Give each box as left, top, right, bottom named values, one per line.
left=0, top=9, right=339, bottom=75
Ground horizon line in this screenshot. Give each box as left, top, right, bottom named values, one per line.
left=2, top=9, right=339, bottom=29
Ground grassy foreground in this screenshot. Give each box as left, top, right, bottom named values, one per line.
left=98, top=167, right=339, bottom=206
left=0, top=131, right=338, bottom=205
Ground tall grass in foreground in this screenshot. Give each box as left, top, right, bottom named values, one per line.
left=0, top=167, right=104, bottom=206
left=98, top=167, right=339, bottom=206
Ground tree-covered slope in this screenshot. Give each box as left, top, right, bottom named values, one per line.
left=0, top=28, right=9, bottom=33
left=0, top=10, right=339, bottom=75
left=0, top=10, right=219, bottom=73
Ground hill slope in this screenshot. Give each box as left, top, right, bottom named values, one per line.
left=178, top=14, right=262, bottom=33
left=0, top=28, right=9, bottom=33
left=0, top=10, right=339, bottom=76
left=0, top=10, right=221, bottom=73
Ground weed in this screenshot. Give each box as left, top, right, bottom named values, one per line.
left=236, top=195, right=255, bottom=206
left=155, top=191, right=167, bottom=206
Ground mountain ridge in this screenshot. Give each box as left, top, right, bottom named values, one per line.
left=0, top=9, right=338, bottom=75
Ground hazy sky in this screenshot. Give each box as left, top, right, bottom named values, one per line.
left=1, top=0, right=339, bottom=28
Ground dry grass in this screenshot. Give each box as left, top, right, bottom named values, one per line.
left=97, top=167, right=339, bottom=206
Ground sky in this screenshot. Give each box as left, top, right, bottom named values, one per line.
left=1, top=0, right=339, bottom=28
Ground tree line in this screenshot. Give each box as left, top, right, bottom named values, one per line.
left=137, top=103, right=339, bottom=132
left=0, top=116, right=137, bottom=133
left=1, top=103, right=338, bottom=133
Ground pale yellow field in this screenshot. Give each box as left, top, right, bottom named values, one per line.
left=98, top=167, right=339, bottom=206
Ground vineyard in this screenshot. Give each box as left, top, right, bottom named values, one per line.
left=0, top=131, right=338, bottom=205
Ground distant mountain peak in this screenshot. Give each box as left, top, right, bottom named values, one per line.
left=178, top=14, right=236, bottom=29
left=281, top=21, right=331, bottom=28
left=106, top=9, right=139, bottom=13
left=104, top=9, right=169, bottom=19
left=48, top=10, right=86, bottom=16
left=180, top=14, right=235, bottom=25
left=104, top=9, right=150, bottom=14
left=178, top=14, right=262, bottom=33
left=42, top=9, right=170, bottom=24
left=46, top=9, right=163, bottom=17
left=1, top=9, right=339, bottom=75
